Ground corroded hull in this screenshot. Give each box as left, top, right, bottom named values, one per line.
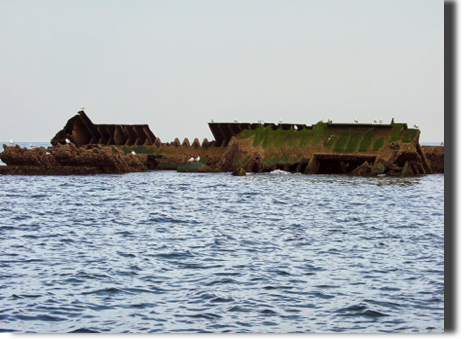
left=0, top=111, right=443, bottom=176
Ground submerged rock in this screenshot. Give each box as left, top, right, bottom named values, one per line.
left=231, top=168, right=246, bottom=176
left=177, top=161, right=212, bottom=173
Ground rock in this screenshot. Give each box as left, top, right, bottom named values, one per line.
left=177, top=162, right=212, bottom=173
left=244, top=150, right=263, bottom=173
left=219, top=136, right=239, bottom=171
left=421, top=146, right=444, bottom=173
left=0, top=144, right=148, bottom=175
left=389, top=141, right=401, bottom=150
left=1, top=145, right=59, bottom=167
left=365, top=163, right=386, bottom=177
left=348, top=161, right=371, bottom=176
left=231, top=168, right=246, bottom=176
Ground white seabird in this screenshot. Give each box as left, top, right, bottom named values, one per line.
left=131, top=150, right=136, bottom=155
left=328, top=118, right=333, bottom=123
left=441, top=141, right=444, bottom=146
left=80, top=105, right=84, bottom=111
left=414, top=124, right=419, bottom=129
left=211, top=119, right=214, bottom=123
left=188, top=157, right=194, bottom=163
left=234, top=119, right=238, bottom=123
left=379, top=119, right=383, bottom=124
left=30, top=143, right=37, bottom=148
left=65, top=138, right=71, bottom=144
left=10, top=139, right=14, bottom=145
left=374, top=119, right=378, bottom=124
left=279, top=118, right=282, bottom=124
left=354, top=118, right=358, bottom=123
left=195, top=156, right=200, bottom=162
left=294, top=125, right=298, bottom=131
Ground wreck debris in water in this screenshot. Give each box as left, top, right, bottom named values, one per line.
left=0, top=110, right=443, bottom=176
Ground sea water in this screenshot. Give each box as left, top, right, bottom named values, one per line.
left=0, top=143, right=444, bottom=333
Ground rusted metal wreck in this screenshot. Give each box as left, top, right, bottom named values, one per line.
left=1, top=110, right=443, bottom=176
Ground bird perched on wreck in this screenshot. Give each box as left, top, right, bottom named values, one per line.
left=294, top=125, right=298, bottom=131
left=195, top=156, right=200, bottom=162
left=10, top=139, right=14, bottom=146
left=279, top=118, right=282, bottom=124
left=234, top=119, right=238, bottom=123
left=328, top=118, right=333, bottom=123
left=30, top=144, right=37, bottom=148
left=441, top=141, right=444, bottom=146
left=379, top=119, right=383, bottom=124
left=80, top=105, right=84, bottom=111
left=188, top=157, right=194, bottom=163
left=354, top=118, right=358, bottom=123
left=131, top=150, right=136, bottom=156
left=374, top=119, right=378, bottom=124
left=65, top=138, right=71, bottom=145
left=211, top=119, right=214, bottom=123
left=414, top=124, right=419, bottom=129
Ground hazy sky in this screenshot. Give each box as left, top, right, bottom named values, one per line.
left=0, top=0, right=443, bottom=143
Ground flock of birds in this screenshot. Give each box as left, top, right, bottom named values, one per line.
left=214, top=117, right=422, bottom=130
left=207, top=118, right=444, bottom=145
left=218, top=117, right=413, bottom=125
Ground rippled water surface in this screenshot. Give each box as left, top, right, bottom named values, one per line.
left=0, top=166, right=444, bottom=333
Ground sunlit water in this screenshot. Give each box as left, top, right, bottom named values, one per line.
left=0, top=143, right=444, bottom=333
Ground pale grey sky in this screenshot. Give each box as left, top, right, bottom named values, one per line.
left=0, top=0, right=443, bottom=143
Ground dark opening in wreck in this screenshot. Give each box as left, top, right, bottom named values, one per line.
left=310, top=154, right=378, bottom=175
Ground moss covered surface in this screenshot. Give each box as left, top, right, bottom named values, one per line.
left=390, top=124, right=405, bottom=143
left=333, top=131, right=350, bottom=152
left=121, top=145, right=162, bottom=155
left=401, top=129, right=419, bottom=143
left=358, top=131, right=375, bottom=152
left=234, top=123, right=420, bottom=169
left=241, top=123, right=330, bottom=150
left=345, top=132, right=363, bottom=152
left=372, top=137, right=385, bottom=151
left=177, top=162, right=212, bottom=173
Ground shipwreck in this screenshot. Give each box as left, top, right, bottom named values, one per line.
left=0, top=110, right=443, bottom=176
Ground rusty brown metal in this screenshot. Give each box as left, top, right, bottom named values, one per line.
left=51, top=111, right=156, bottom=147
